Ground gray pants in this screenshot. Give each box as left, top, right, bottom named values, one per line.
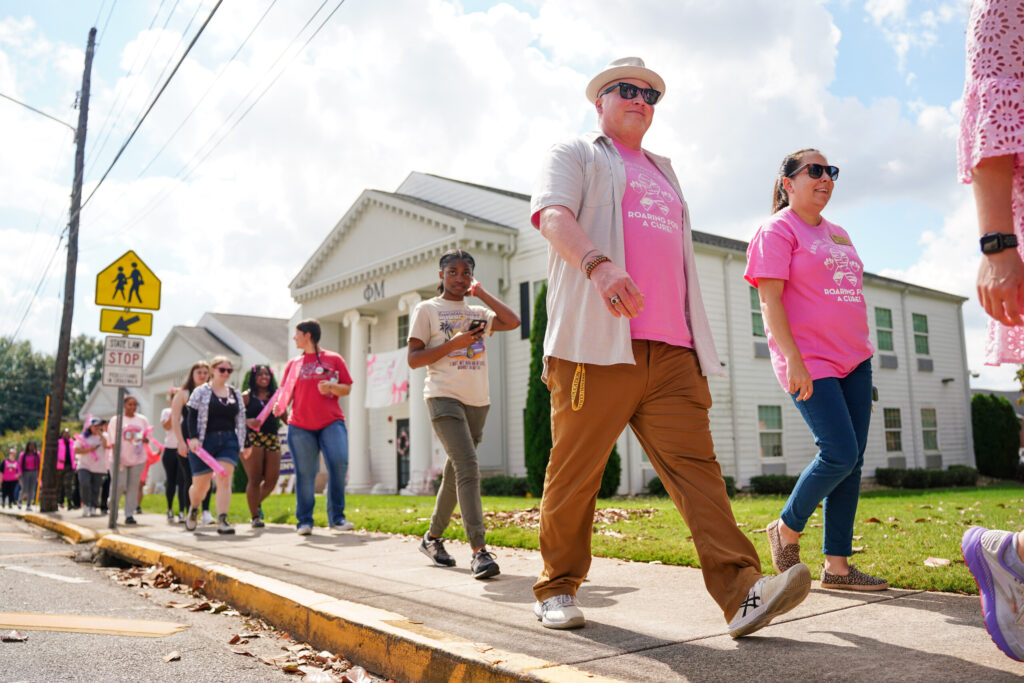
left=109, top=463, right=144, bottom=517
left=427, top=397, right=489, bottom=549
left=78, top=470, right=105, bottom=509
left=20, top=470, right=38, bottom=506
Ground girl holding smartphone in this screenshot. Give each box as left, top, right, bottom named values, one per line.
left=407, top=249, right=520, bottom=579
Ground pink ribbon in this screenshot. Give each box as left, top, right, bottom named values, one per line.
left=141, top=426, right=163, bottom=461
left=74, top=434, right=100, bottom=462
left=254, top=389, right=280, bottom=428
left=273, top=360, right=301, bottom=417
left=194, top=446, right=227, bottom=476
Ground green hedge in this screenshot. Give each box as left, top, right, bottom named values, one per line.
left=749, top=474, right=799, bottom=495
left=874, top=465, right=979, bottom=489
left=480, top=475, right=529, bottom=497
left=647, top=475, right=735, bottom=498
left=971, top=393, right=1020, bottom=479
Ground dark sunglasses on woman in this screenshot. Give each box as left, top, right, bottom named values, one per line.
left=788, top=163, right=840, bottom=181
left=599, top=82, right=662, bottom=106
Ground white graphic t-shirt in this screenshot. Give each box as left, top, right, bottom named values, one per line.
left=614, top=140, right=692, bottom=347
left=408, top=297, right=496, bottom=406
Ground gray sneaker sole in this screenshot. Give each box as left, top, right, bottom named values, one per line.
left=419, top=542, right=456, bottom=567
left=472, top=562, right=500, bottom=580
left=729, top=564, right=811, bottom=638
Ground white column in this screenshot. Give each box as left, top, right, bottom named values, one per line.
left=398, top=293, right=432, bottom=494
left=343, top=310, right=376, bottom=493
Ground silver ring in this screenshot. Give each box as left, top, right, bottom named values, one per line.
left=609, top=295, right=621, bottom=306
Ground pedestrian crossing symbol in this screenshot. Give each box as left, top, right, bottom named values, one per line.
left=95, top=250, right=161, bottom=310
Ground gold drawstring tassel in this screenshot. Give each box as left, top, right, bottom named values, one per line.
left=571, top=363, right=585, bottom=411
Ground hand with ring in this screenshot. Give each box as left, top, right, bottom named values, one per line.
left=609, top=295, right=621, bottom=306
left=589, top=260, right=644, bottom=318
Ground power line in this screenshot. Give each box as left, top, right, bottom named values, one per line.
left=113, top=0, right=347, bottom=233
left=0, top=92, right=75, bottom=131
left=6, top=234, right=66, bottom=344
left=79, top=0, right=223, bottom=211
left=97, top=0, right=118, bottom=44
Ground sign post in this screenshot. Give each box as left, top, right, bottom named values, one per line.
left=101, top=336, right=144, bottom=529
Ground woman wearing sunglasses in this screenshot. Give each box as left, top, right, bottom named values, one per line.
left=183, top=355, right=246, bottom=535
left=745, top=149, right=887, bottom=591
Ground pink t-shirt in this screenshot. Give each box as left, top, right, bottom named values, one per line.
left=2, top=460, right=20, bottom=482
left=106, top=414, right=151, bottom=469
left=283, top=350, right=354, bottom=431
left=613, top=141, right=692, bottom=348
left=744, top=208, right=873, bottom=390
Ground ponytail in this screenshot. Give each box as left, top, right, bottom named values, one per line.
left=772, top=148, right=819, bottom=213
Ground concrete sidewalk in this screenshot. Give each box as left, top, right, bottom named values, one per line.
left=5, top=507, right=1022, bottom=681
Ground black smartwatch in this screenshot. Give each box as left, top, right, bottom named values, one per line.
left=980, top=232, right=1018, bottom=255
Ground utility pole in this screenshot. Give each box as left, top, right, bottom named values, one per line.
left=40, top=27, right=96, bottom=513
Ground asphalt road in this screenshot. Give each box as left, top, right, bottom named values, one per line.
left=0, top=515, right=380, bottom=682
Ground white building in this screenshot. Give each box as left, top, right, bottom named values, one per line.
left=288, top=172, right=975, bottom=493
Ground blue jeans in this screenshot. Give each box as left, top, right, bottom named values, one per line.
left=781, top=358, right=872, bottom=557
left=287, top=420, right=349, bottom=528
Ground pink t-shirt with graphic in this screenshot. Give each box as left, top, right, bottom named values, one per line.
left=744, top=207, right=873, bottom=390
left=613, top=141, right=692, bottom=348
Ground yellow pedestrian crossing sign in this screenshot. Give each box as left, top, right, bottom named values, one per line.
left=95, top=250, right=160, bottom=310
left=99, top=309, right=154, bottom=336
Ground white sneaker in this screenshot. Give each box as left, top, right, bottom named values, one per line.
left=962, top=526, right=1024, bottom=661
left=297, top=525, right=313, bottom=536
left=81, top=507, right=90, bottom=517
left=534, top=594, right=585, bottom=629
left=728, top=564, right=811, bottom=638
left=330, top=520, right=355, bottom=532
left=201, top=510, right=214, bottom=525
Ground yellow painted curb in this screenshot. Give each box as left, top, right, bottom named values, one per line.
left=96, top=534, right=621, bottom=683
left=20, top=512, right=98, bottom=544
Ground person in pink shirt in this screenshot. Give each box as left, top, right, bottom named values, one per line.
left=18, top=441, right=40, bottom=511
left=955, top=0, right=1024, bottom=663
left=2, top=448, right=20, bottom=508
left=745, top=148, right=886, bottom=592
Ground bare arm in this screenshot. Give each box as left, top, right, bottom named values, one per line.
left=316, top=380, right=351, bottom=397
left=470, top=283, right=520, bottom=332
left=974, top=154, right=1022, bottom=326
left=758, top=278, right=813, bottom=401
left=537, top=205, right=645, bottom=318
left=170, top=389, right=188, bottom=452
left=407, top=332, right=482, bottom=369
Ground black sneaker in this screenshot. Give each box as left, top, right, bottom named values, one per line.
left=217, top=514, right=235, bottom=535
left=471, top=548, right=500, bottom=579
left=124, top=516, right=137, bottom=525
left=251, top=516, right=265, bottom=528
left=185, top=507, right=199, bottom=531
left=419, top=532, right=456, bottom=567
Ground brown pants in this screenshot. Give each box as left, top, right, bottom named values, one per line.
left=533, top=341, right=762, bottom=619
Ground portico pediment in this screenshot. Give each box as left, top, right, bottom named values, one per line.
left=290, top=190, right=516, bottom=304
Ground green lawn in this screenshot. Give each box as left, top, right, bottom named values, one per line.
left=142, top=482, right=1024, bottom=594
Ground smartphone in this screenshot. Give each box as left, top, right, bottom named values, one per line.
left=469, top=319, right=487, bottom=333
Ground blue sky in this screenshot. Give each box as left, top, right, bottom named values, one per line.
left=0, top=0, right=1009, bottom=388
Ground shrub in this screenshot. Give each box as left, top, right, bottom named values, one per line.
left=972, top=393, right=1020, bottom=479
left=233, top=461, right=248, bottom=493
left=749, top=474, right=799, bottom=495
left=947, top=465, right=979, bottom=487
left=646, top=476, right=667, bottom=497
left=524, top=283, right=552, bottom=498
left=874, top=467, right=904, bottom=488
left=874, top=465, right=979, bottom=489
left=646, top=474, right=735, bottom=498
left=599, top=446, right=621, bottom=498
left=480, top=475, right=528, bottom=497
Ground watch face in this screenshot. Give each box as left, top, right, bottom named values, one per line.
left=982, top=235, right=1000, bottom=254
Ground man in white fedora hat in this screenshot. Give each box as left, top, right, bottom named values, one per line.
left=529, top=56, right=811, bottom=637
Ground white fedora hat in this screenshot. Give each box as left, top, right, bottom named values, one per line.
left=585, top=56, right=666, bottom=104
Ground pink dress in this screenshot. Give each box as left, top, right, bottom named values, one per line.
left=958, top=0, right=1024, bottom=364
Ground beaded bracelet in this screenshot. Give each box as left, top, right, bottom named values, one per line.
left=584, top=255, right=610, bottom=279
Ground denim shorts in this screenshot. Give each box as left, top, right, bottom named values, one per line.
left=188, top=430, right=240, bottom=475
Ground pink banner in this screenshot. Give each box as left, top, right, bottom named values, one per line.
left=73, top=434, right=100, bottom=462
left=254, top=388, right=280, bottom=428
left=274, top=361, right=300, bottom=417
left=194, top=446, right=227, bottom=476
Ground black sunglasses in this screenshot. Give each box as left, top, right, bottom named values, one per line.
left=788, top=163, right=839, bottom=181
left=217, top=367, right=233, bottom=374
left=600, top=82, right=661, bottom=106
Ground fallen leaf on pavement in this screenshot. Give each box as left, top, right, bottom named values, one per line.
left=162, top=651, right=180, bottom=663
left=304, top=671, right=338, bottom=683
left=1, top=631, right=28, bottom=642
left=189, top=602, right=212, bottom=612
left=230, top=646, right=254, bottom=656
left=164, top=601, right=194, bottom=609
left=924, top=557, right=951, bottom=567
left=343, top=666, right=372, bottom=683
left=229, top=634, right=241, bottom=645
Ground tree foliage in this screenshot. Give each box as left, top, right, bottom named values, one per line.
left=0, top=337, right=54, bottom=434
left=64, top=334, right=104, bottom=419
left=523, top=283, right=622, bottom=498
left=971, top=393, right=1020, bottom=479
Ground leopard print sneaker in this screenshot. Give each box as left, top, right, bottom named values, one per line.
left=820, top=564, right=889, bottom=591
left=767, top=519, right=801, bottom=574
